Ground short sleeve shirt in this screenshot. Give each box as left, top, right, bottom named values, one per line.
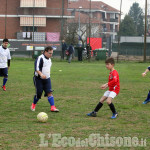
left=0, top=46, right=11, bottom=68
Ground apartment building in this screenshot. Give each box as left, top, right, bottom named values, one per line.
left=0, top=0, right=73, bottom=40
left=68, top=0, right=120, bottom=41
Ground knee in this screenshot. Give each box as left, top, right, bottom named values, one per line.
left=100, top=100, right=104, bottom=103
left=37, top=92, right=42, bottom=99
left=106, top=100, right=111, bottom=105
left=47, top=92, right=52, bottom=97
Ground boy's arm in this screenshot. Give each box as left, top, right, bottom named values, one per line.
left=36, top=71, right=46, bottom=79
left=100, top=83, right=108, bottom=90
left=142, top=68, right=149, bottom=77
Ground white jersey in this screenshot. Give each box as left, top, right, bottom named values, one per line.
left=0, top=46, right=11, bottom=68
left=34, top=54, right=52, bottom=79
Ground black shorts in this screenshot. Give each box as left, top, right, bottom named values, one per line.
left=0, top=68, right=8, bottom=77
left=33, top=76, right=53, bottom=99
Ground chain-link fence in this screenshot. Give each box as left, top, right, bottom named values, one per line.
left=2, top=0, right=148, bottom=61
left=112, top=36, right=150, bottom=61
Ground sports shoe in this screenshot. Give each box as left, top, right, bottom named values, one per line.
left=51, top=106, right=59, bottom=112
left=111, top=113, right=118, bottom=119
left=87, top=111, right=97, bottom=117
left=2, top=85, right=6, bottom=91
left=31, top=103, right=36, bottom=111
left=142, top=99, right=150, bottom=104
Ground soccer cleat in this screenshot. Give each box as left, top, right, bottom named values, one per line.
left=143, top=99, right=150, bottom=104
left=2, top=85, right=6, bottom=91
left=87, top=111, right=97, bottom=117
left=31, top=103, right=36, bottom=111
left=111, top=113, right=118, bottom=119
left=51, top=106, right=59, bottom=112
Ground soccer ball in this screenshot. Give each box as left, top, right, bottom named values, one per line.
left=37, top=112, right=48, bottom=123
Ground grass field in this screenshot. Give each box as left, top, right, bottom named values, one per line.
left=0, top=59, right=150, bottom=150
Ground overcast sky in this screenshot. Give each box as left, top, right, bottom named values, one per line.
left=92, top=0, right=146, bottom=18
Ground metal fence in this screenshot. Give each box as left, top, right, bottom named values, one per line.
left=112, top=42, right=150, bottom=61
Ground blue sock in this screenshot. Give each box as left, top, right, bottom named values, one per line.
left=146, top=91, right=150, bottom=100
left=48, top=96, right=55, bottom=106
left=3, top=78, right=8, bottom=86
left=33, top=95, right=39, bottom=104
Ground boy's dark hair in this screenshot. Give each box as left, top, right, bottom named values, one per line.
left=44, top=46, right=53, bottom=52
left=3, top=38, right=9, bottom=43
left=105, top=57, right=115, bottom=65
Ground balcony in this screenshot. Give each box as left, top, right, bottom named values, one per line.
left=20, top=0, right=47, bottom=8
left=20, top=17, right=46, bottom=27
left=102, top=28, right=118, bottom=33
left=102, top=18, right=118, bottom=23
left=17, top=32, right=60, bottom=42
left=18, top=8, right=72, bottom=17
left=109, top=18, right=119, bottom=23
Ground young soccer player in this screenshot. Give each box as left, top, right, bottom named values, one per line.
left=31, top=46, right=59, bottom=112
left=87, top=57, right=120, bottom=119
left=0, top=39, right=11, bottom=91
left=142, top=67, right=150, bottom=104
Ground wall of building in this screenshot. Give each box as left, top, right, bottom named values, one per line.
left=0, top=0, right=68, bottom=39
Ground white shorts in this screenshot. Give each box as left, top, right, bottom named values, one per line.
left=103, top=91, right=117, bottom=99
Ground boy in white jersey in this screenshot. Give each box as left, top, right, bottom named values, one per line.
left=31, top=46, right=59, bottom=112
left=0, top=39, right=11, bottom=91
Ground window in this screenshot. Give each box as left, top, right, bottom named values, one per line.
left=110, top=13, right=115, bottom=19
left=23, top=26, right=38, bottom=32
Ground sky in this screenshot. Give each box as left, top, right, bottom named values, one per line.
left=92, top=0, right=146, bottom=18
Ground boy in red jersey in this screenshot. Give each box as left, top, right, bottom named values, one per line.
left=87, top=57, right=120, bottom=119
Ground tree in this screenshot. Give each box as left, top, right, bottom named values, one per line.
left=119, top=15, right=137, bottom=36
left=128, top=2, right=144, bottom=36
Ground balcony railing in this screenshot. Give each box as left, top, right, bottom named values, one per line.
left=102, top=18, right=119, bottom=23
left=18, top=8, right=71, bottom=16
left=102, top=28, right=118, bottom=33
left=16, top=32, right=60, bottom=42
left=109, top=18, right=119, bottom=22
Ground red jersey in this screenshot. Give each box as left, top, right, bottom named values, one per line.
left=108, top=70, right=120, bottom=95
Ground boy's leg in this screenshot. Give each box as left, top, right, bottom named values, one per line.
left=87, top=96, right=107, bottom=117
left=143, top=91, right=150, bottom=104
left=3, top=77, right=8, bottom=86
left=2, top=77, right=8, bottom=91
left=106, top=97, right=118, bottom=119
left=44, top=78, right=59, bottom=112
left=31, top=76, right=43, bottom=111
left=94, top=96, right=107, bottom=112
left=2, top=68, right=8, bottom=91
left=47, top=93, right=59, bottom=112
left=107, top=97, right=117, bottom=114
left=31, top=95, right=40, bottom=111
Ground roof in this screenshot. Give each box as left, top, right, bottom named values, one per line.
left=68, top=0, right=120, bottom=13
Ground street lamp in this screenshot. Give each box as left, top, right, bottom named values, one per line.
left=117, top=0, right=122, bottom=63
left=32, top=0, right=35, bottom=59
left=88, top=0, right=91, bottom=61
left=78, top=6, right=82, bottom=42
left=144, top=0, right=147, bottom=62
left=5, top=0, right=8, bottom=38
left=33, top=0, right=35, bottom=42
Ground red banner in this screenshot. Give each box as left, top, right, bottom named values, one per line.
left=87, top=37, right=102, bottom=50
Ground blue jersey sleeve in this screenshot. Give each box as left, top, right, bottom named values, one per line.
left=35, top=57, right=43, bottom=72
left=147, top=66, right=150, bottom=71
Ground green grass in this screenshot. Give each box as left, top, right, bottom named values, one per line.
left=0, top=59, right=150, bottom=149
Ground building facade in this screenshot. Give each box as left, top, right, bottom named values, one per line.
left=0, top=0, right=73, bottom=40
left=68, top=0, right=120, bottom=43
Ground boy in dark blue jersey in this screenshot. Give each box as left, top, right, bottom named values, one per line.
left=31, top=46, right=59, bottom=112
left=142, top=66, right=150, bottom=104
